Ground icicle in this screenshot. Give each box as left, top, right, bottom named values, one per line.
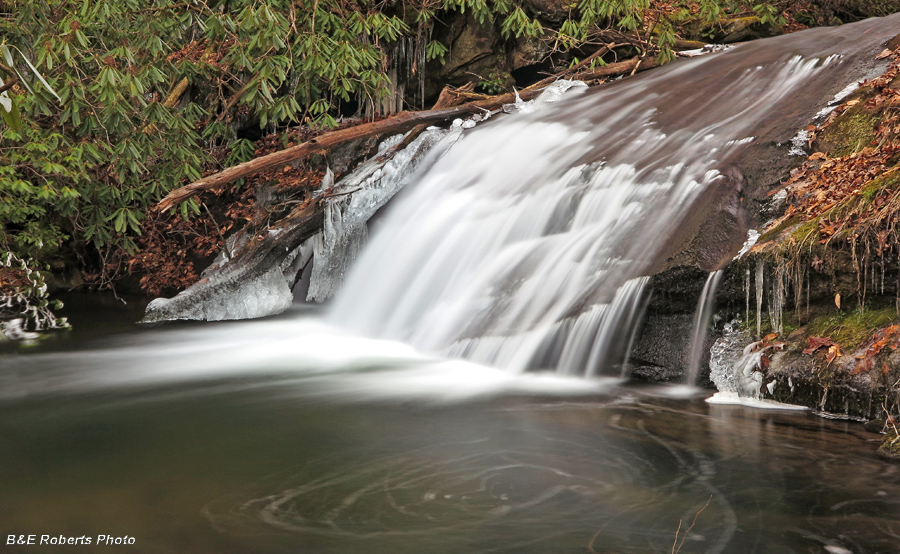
left=756, top=262, right=764, bottom=338
left=896, top=252, right=900, bottom=315
left=768, top=260, right=785, bottom=335
left=862, top=250, right=869, bottom=312
left=745, top=268, right=751, bottom=330
left=806, top=269, right=811, bottom=318
left=793, top=263, right=804, bottom=320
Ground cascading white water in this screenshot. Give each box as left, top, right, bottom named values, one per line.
left=133, top=14, right=900, bottom=384
left=326, top=47, right=859, bottom=376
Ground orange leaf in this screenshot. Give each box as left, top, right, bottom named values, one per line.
left=883, top=362, right=891, bottom=376
left=871, top=337, right=890, bottom=356
left=803, top=336, right=835, bottom=355
left=764, top=333, right=779, bottom=342
left=808, top=152, right=827, bottom=160
left=825, top=344, right=842, bottom=364
left=851, top=358, right=872, bottom=375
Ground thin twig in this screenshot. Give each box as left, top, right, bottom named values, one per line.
left=0, top=61, right=19, bottom=94
left=671, top=519, right=683, bottom=554
left=674, top=495, right=713, bottom=554
left=201, top=201, right=230, bottom=260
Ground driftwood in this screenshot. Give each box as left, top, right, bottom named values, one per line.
left=155, top=55, right=659, bottom=213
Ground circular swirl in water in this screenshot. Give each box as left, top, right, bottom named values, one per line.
left=203, top=437, right=650, bottom=540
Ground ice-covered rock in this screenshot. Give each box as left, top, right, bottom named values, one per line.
left=710, top=328, right=779, bottom=398
left=144, top=265, right=294, bottom=322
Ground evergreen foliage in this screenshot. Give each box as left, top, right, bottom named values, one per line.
left=0, top=0, right=870, bottom=288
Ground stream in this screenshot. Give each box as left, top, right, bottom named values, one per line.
left=6, top=13, right=900, bottom=554
left=2, top=299, right=900, bottom=553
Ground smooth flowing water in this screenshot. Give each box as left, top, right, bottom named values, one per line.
left=325, top=16, right=900, bottom=377
left=6, top=15, right=900, bottom=554
left=688, top=270, right=725, bottom=385
left=3, top=304, right=900, bottom=553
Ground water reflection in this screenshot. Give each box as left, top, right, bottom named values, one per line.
left=2, top=315, right=900, bottom=553
left=2, top=371, right=899, bottom=553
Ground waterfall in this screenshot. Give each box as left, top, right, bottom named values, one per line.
left=687, top=270, right=724, bottom=385
left=306, top=127, right=460, bottom=302
left=324, top=17, right=900, bottom=377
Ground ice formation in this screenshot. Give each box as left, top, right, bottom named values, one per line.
left=306, top=126, right=460, bottom=302
left=676, top=44, right=732, bottom=57
left=145, top=265, right=294, bottom=322
left=707, top=326, right=808, bottom=410
left=502, top=80, right=587, bottom=113
left=709, top=329, right=767, bottom=397
left=734, top=229, right=761, bottom=259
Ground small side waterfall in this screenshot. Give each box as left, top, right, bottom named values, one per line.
left=687, top=270, right=724, bottom=385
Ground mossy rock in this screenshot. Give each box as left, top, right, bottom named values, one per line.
left=807, top=307, right=897, bottom=350
left=757, top=214, right=803, bottom=244
left=814, top=91, right=880, bottom=157
left=879, top=430, right=900, bottom=460
left=520, top=0, right=569, bottom=23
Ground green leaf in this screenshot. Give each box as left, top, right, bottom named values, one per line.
left=6, top=45, right=61, bottom=101
left=425, top=40, right=448, bottom=62
left=0, top=88, right=23, bottom=133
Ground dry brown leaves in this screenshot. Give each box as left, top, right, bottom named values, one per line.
left=128, top=181, right=257, bottom=296
left=803, top=335, right=837, bottom=354
left=852, top=324, right=900, bottom=375
left=758, top=47, right=900, bottom=251
left=0, top=267, right=28, bottom=288
left=125, top=123, right=346, bottom=295
left=747, top=335, right=786, bottom=374
left=802, top=336, right=844, bottom=365
left=166, top=39, right=229, bottom=70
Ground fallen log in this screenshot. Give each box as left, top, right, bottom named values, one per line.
left=155, top=56, right=658, bottom=213
left=142, top=54, right=664, bottom=321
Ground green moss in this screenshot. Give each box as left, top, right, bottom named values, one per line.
left=823, top=111, right=878, bottom=158
left=862, top=171, right=900, bottom=200
left=781, top=311, right=801, bottom=336
left=757, top=215, right=802, bottom=244
left=804, top=171, right=900, bottom=243
left=880, top=431, right=900, bottom=459
left=785, top=218, right=821, bottom=248
left=806, top=307, right=897, bottom=349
